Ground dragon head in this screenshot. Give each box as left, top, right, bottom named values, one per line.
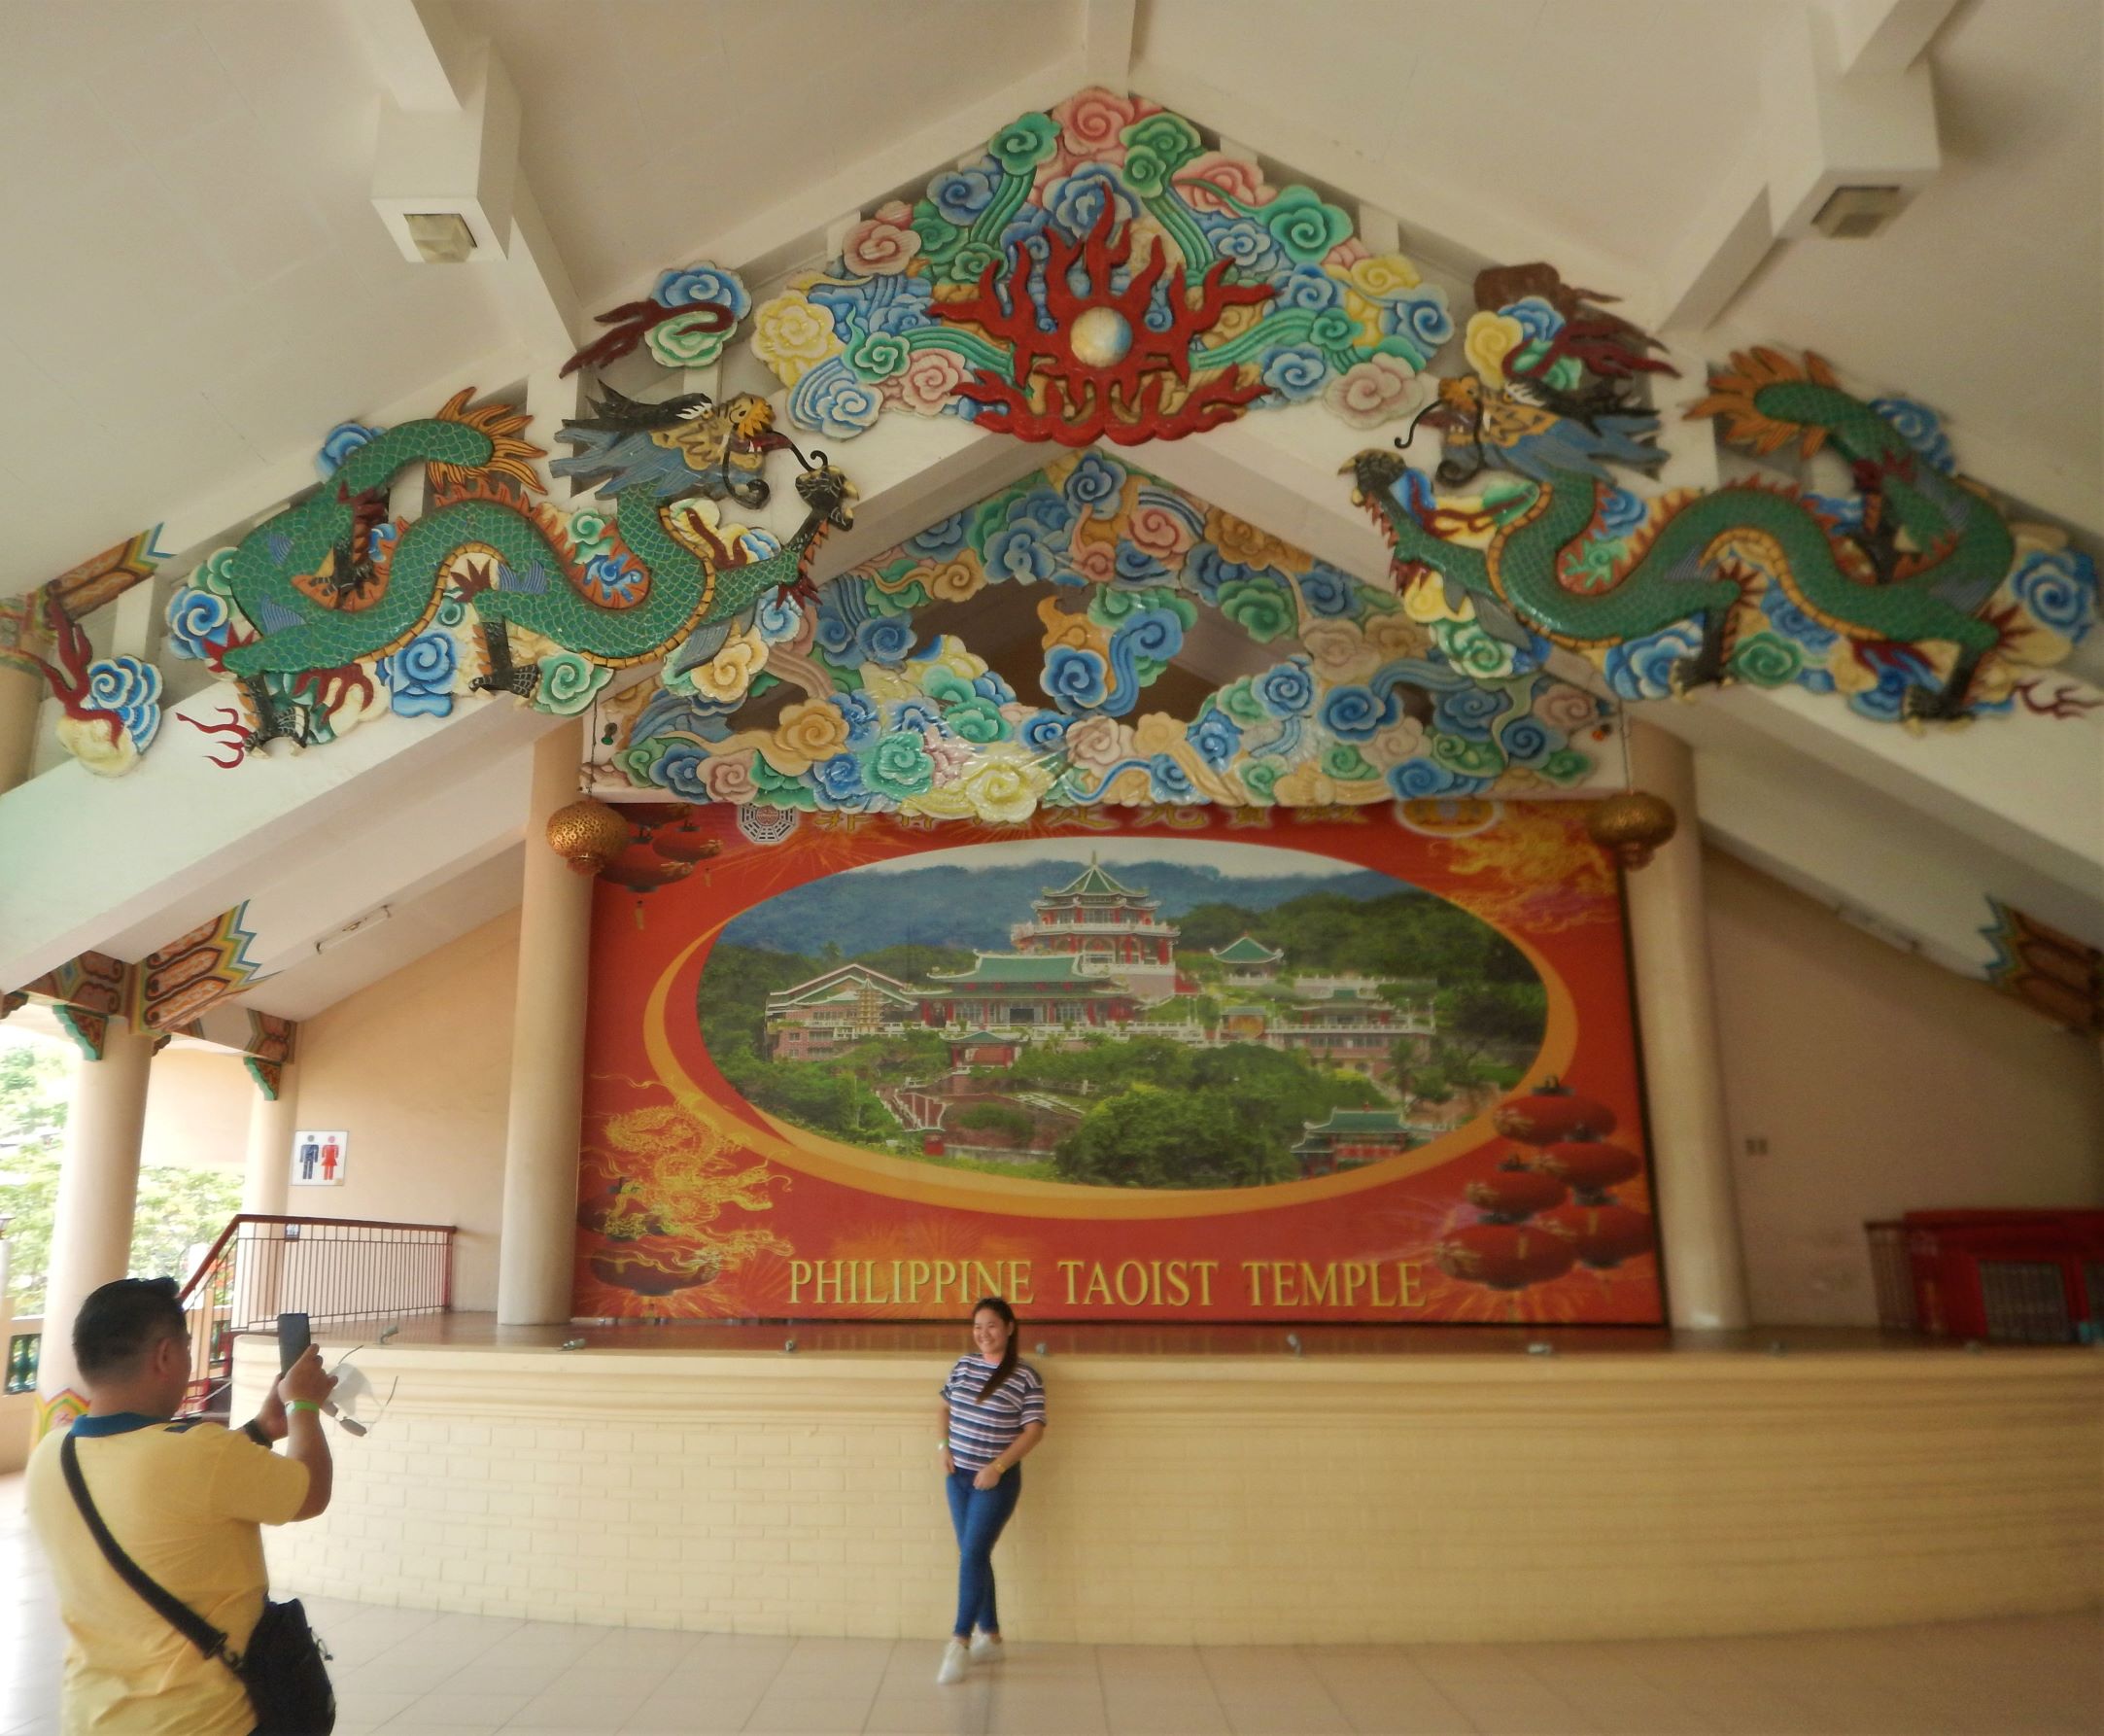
left=1343, top=376, right=1483, bottom=507
left=795, top=458, right=858, bottom=532
left=725, top=393, right=776, bottom=440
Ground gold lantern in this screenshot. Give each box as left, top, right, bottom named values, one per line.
left=1586, top=790, right=1677, bottom=869
left=545, top=797, right=631, bottom=876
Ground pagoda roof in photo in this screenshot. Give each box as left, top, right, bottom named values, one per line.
left=1301, top=1109, right=1415, bottom=1136
left=923, top=953, right=1134, bottom=990
left=1211, top=935, right=1284, bottom=964
left=1040, top=856, right=1156, bottom=906
left=765, top=962, right=920, bottom=1009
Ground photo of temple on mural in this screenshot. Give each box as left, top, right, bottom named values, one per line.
left=697, top=840, right=1546, bottom=1190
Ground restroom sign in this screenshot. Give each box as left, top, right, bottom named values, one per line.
left=290, top=1129, right=348, bottom=1187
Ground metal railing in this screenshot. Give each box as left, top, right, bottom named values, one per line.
left=175, top=1214, right=455, bottom=1415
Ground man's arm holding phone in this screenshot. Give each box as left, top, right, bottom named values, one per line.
left=280, top=1344, right=336, bottom=1520
left=235, top=1314, right=338, bottom=1521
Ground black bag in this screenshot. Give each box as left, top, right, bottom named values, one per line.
left=61, top=1431, right=335, bottom=1735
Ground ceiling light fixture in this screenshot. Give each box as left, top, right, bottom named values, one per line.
left=404, top=212, right=476, bottom=263
left=315, top=906, right=393, bottom=955
left=1811, top=186, right=1906, bottom=239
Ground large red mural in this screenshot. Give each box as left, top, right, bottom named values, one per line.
left=573, top=801, right=1660, bottom=1324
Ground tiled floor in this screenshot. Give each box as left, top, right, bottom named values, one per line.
left=3, top=1476, right=2098, bottom=1734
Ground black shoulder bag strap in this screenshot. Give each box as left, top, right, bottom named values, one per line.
left=59, top=1432, right=239, bottom=1666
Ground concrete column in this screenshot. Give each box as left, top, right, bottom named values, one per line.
left=0, top=658, right=45, bottom=795
left=234, top=1061, right=300, bottom=1329
left=36, top=1021, right=155, bottom=1423
left=497, top=722, right=595, bottom=1324
left=1623, top=723, right=1751, bottom=1332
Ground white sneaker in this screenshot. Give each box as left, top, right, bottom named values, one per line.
left=936, top=1639, right=970, bottom=1685
left=969, top=1633, right=1004, bottom=1665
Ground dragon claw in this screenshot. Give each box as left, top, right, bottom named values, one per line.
left=469, top=668, right=541, bottom=701
left=1667, top=652, right=1726, bottom=701
left=1900, top=684, right=1969, bottom=725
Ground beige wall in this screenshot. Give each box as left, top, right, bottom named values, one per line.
left=1705, top=849, right=2104, bottom=1327
left=242, top=1337, right=2104, bottom=1641
left=292, top=910, right=520, bottom=1311
left=141, top=1046, right=252, bottom=1172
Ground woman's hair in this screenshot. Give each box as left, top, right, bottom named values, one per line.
left=972, top=1295, right=1019, bottom=1401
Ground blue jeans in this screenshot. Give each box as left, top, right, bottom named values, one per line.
left=945, top=1465, right=1021, bottom=1638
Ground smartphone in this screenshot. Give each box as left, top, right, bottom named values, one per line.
left=276, top=1311, right=312, bottom=1374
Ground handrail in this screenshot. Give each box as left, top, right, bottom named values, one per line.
left=176, top=1212, right=457, bottom=1304
left=173, top=1213, right=458, bottom=1417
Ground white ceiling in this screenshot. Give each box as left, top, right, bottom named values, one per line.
left=1721, top=0, right=2102, bottom=509
left=2, top=0, right=2095, bottom=593
left=0, top=0, right=512, bottom=586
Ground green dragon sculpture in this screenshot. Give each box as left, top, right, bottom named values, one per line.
left=217, top=389, right=852, bottom=747
left=1349, top=346, right=2014, bottom=721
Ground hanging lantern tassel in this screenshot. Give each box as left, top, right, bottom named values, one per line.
left=1586, top=789, right=1677, bottom=870
left=545, top=796, right=632, bottom=876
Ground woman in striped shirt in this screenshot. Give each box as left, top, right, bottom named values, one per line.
left=935, top=1296, right=1046, bottom=1685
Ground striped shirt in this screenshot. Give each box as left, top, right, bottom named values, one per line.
left=941, top=1356, right=1047, bottom=1474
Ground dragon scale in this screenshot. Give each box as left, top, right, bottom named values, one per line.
left=474, top=485, right=829, bottom=667
left=1370, top=365, right=2013, bottom=677
left=221, top=416, right=531, bottom=679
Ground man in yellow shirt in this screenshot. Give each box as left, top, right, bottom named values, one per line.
left=26, top=1278, right=338, bottom=1734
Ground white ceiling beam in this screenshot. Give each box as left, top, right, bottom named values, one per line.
left=358, top=1, right=581, bottom=364
left=501, top=179, right=584, bottom=365
left=1763, top=3, right=1942, bottom=240
left=349, top=0, right=466, bottom=112
left=1829, top=0, right=1961, bottom=74
left=229, top=746, right=531, bottom=976
left=1669, top=700, right=2104, bottom=969
left=1081, top=0, right=1137, bottom=94
left=0, top=678, right=570, bottom=994
left=1694, top=678, right=2104, bottom=910
left=1655, top=152, right=1776, bottom=335
left=1649, top=1, right=1949, bottom=339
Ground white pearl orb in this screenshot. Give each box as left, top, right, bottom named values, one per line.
left=1069, top=306, right=1133, bottom=368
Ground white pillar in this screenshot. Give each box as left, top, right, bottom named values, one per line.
left=36, top=1020, right=155, bottom=1426
left=1624, top=723, right=1751, bottom=1332
left=496, top=722, right=594, bottom=1324
left=234, top=1061, right=299, bottom=1331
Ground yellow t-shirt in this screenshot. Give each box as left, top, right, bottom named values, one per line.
left=26, top=1414, right=310, bottom=1736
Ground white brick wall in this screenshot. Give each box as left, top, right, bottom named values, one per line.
left=234, top=1338, right=2104, bottom=1643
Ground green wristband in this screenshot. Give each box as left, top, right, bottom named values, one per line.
left=287, top=1400, right=323, bottom=1414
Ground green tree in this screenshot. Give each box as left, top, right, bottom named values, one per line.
left=2, top=1040, right=72, bottom=1312
left=1053, top=1083, right=1283, bottom=1189
left=951, top=1103, right=1034, bottom=1145
left=0, top=1152, right=61, bottom=1312
left=130, top=1165, right=244, bottom=1287
left=1, top=1043, right=71, bottom=1145
left=0, top=1153, right=241, bottom=1314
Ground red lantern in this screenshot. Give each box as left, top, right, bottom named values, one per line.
left=1538, top=1203, right=1655, bottom=1269
left=1532, top=1137, right=1644, bottom=1201
left=1464, top=1167, right=1568, bottom=1222
left=601, top=840, right=694, bottom=893
left=1492, top=1077, right=1617, bottom=1145
left=1434, top=1224, right=1576, bottom=1290
left=653, top=825, right=722, bottom=865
